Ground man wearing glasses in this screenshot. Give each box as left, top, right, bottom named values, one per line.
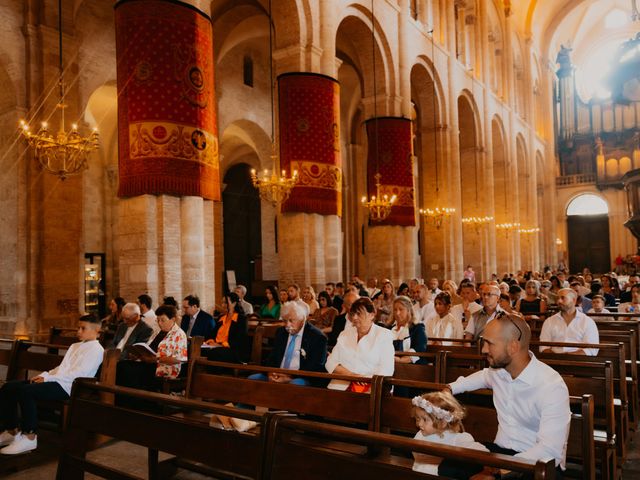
left=463, top=285, right=503, bottom=341
left=448, top=313, right=571, bottom=476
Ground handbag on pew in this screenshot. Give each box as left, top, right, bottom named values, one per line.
left=327, top=379, right=371, bottom=393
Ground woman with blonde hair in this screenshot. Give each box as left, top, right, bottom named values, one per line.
left=390, top=296, right=427, bottom=364
left=441, top=280, right=461, bottom=305
left=374, top=280, right=396, bottom=326
left=301, top=286, right=320, bottom=315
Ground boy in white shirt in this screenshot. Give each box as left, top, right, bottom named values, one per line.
left=0, top=314, right=104, bottom=455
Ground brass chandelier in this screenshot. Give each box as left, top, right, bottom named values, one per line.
left=361, top=0, right=395, bottom=222
left=20, top=0, right=99, bottom=180
left=250, top=0, right=298, bottom=207
left=362, top=173, right=397, bottom=222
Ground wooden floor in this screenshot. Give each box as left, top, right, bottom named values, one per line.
left=0, top=425, right=639, bottom=479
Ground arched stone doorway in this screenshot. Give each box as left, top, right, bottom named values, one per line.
left=567, top=193, right=610, bottom=273
left=222, top=163, right=262, bottom=297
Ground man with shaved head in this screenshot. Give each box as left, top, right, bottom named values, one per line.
left=539, top=288, right=599, bottom=355
left=449, top=314, right=571, bottom=474
left=463, top=285, right=503, bottom=341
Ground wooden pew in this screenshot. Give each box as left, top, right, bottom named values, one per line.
left=376, top=377, right=595, bottom=480
left=598, top=330, right=639, bottom=428
left=185, top=358, right=381, bottom=429
left=534, top=340, right=632, bottom=443
left=56, top=380, right=267, bottom=480
left=0, top=338, right=15, bottom=384
left=391, top=351, right=439, bottom=384
left=249, top=323, right=281, bottom=365
left=543, top=360, right=619, bottom=474
left=261, top=414, right=557, bottom=480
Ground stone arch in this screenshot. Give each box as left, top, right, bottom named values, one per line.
left=219, top=119, right=273, bottom=175
left=410, top=59, right=446, bottom=278
left=458, top=94, right=484, bottom=278
left=336, top=4, right=396, bottom=278
left=211, top=0, right=306, bottom=52
left=219, top=118, right=275, bottom=285
left=492, top=114, right=511, bottom=274
left=486, top=0, right=505, bottom=96
left=335, top=5, right=396, bottom=107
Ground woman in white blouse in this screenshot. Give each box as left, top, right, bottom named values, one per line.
left=325, top=297, right=395, bottom=391
left=425, top=292, right=464, bottom=345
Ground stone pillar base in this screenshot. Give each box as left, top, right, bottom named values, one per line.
left=278, top=213, right=342, bottom=290
left=366, top=225, right=418, bottom=286
left=118, top=194, right=216, bottom=311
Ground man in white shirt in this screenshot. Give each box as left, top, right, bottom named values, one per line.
left=450, top=282, right=482, bottom=326
left=287, top=284, right=310, bottom=316
left=464, top=285, right=502, bottom=340
left=540, top=288, right=599, bottom=355
left=449, top=314, right=571, bottom=472
left=0, top=314, right=104, bottom=455
left=426, top=278, right=442, bottom=302
left=412, top=284, right=435, bottom=324
left=366, top=277, right=380, bottom=299
left=234, top=285, right=254, bottom=315
left=137, top=294, right=158, bottom=335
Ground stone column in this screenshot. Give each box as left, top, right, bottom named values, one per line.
left=115, top=0, right=218, bottom=310
left=363, top=0, right=417, bottom=285
left=20, top=20, right=85, bottom=333
left=445, top=0, right=464, bottom=280
left=274, top=4, right=343, bottom=290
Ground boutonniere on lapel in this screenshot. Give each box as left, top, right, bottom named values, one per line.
left=300, top=348, right=307, bottom=359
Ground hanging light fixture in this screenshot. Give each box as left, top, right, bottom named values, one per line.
left=250, top=0, right=298, bottom=206
left=461, top=70, right=493, bottom=231
left=361, top=0, right=396, bottom=222
left=19, top=0, right=99, bottom=180
left=420, top=29, right=455, bottom=229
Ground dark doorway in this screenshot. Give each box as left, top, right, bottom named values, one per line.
left=223, top=163, right=261, bottom=297
left=568, top=214, right=611, bottom=274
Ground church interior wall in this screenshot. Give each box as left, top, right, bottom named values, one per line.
left=2, top=0, right=636, bottom=333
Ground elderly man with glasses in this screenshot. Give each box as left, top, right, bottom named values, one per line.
left=463, top=285, right=503, bottom=341
left=109, top=303, right=153, bottom=359
left=448, top=314, right=571, bottom=477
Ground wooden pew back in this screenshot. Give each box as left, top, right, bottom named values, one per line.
left=186, top=358, right=380, bottom=428
left=261, top=415, right=557, bottom=480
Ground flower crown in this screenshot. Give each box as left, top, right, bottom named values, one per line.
left=412, top=396, right=455, bottom=423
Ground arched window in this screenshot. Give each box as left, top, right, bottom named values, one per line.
left=566, top=194, right=609, bottom=216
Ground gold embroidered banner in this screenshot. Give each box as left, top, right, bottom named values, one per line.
left=115, top=0, right=220, bottom=200
left=365, top=117, right=416, bottom=226
left=278, top=73, right=342, bottom=216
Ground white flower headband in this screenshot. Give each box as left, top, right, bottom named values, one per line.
left=412, top=396, right=455, bottom=423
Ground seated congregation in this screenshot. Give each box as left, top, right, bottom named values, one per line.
left=2, top=270, right=639, bottom=480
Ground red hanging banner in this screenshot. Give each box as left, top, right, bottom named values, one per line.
left=278, top=73, right=342, bottom=216
left=115, top=0, right=220, bottom=200
left=365, top=117, right=416, bottom=226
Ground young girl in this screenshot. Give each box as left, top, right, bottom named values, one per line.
left=411, top=391, right=488, bottom=478
left=425, top=292, right=463, bottom=345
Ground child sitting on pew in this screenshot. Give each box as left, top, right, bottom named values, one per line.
left=411, top=391, right=488, bottom=478
left=0, top=314, right=104, bottom=455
